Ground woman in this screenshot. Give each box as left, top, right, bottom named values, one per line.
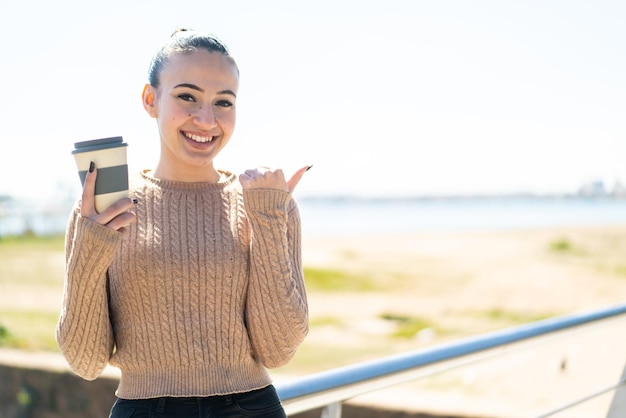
left=56, top=28, right=310, bottom=418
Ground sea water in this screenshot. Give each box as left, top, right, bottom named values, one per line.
left=297, top=196, right=626, bottom=237
left=1, top=195, right=626, bottom=237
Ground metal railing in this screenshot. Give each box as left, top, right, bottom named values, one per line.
left=275, top=303, right=626, bottom=418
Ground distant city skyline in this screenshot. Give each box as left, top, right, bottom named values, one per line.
left=1, top=176, right=624, bottom=202
left=1, top=1, right=625, bottom=200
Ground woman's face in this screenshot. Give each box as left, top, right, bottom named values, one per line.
left=143, top=49, right=239, bottom=181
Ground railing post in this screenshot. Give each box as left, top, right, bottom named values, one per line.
left=320, top=401, right=342, bottom=418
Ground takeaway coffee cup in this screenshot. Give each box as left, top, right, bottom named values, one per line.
left=72, top=136, right=129, bottom=212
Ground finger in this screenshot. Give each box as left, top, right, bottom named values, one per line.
left=243, top=168, right=260, bottom=177
left=80, top=162, right=97, bottom=216
left=287, top=165, right=312, bottom=193
left=239, top=172, right=252, bottom=188
left=95, top=197, right=136, bottom=225
left=106, top=211, right=137, bottom=232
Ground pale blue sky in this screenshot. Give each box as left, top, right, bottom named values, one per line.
left=1, top=0, right=625, bottom=199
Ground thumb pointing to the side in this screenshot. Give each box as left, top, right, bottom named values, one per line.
left=287, top=165, right=313, bottom=193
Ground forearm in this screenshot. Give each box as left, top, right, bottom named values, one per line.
left=244, top=190, right=309, bottom=367
left=56, top=215, right=121, bottom=380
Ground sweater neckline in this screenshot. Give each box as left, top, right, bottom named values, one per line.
left=140, top=169, right=237, bottom=192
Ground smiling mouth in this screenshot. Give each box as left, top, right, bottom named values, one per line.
left=183, top=131, right=216, bottom=143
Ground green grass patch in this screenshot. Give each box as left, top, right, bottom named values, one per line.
left=0, top=233, right=65, bottom=351
left=548, top=237, right=586, bottom=256
left=614, top=265, right=626, bottom=277
left=380, top=313, right=435, bottom=339
left=0, top=234, right=65, bottom=288
left=275, top=340, right=401, bottom=375
left=304, top=267, right=383, bottom=292
left=549, top=238, right=573, bottom=252
left=481, top=308, right=552, bottom=324
left=0, top=324, right=11, bottom=344
left=0, top=310, right=60, bottom=351
left=0, top=233, right=65, bottom=249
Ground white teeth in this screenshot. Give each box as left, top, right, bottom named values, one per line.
left=185, top=133, right=213, bottom=143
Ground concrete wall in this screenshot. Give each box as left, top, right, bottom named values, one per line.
left=0, top=365, right=454, bottom=418
left=4, top=347, right=626, bottom=418
left=0, top=362, right=118, bottom=418
left=0, top=349, right=458, bottom=418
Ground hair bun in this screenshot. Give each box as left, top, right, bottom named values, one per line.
left=171, top=27, right=193, bottom=37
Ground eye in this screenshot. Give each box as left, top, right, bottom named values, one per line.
left=178, top=93, right=196, bottom=102
left=216, top=99, right=234, bottom=108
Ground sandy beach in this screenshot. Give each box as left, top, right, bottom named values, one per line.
left=3, top=224, right=626, bottom=417
left=273, top=225, right=626, bottom=417
left=300, top=225, right=626, bottom=339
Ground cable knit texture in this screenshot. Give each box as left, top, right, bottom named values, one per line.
left=56, top=170, right=308, bottom=399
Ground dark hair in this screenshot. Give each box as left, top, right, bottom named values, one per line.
left=148, top=28, right=238, bottom=88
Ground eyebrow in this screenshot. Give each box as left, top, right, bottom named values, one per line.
left=174, top=83, right=237, bottom=97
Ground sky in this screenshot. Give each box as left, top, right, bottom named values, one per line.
left=1, top=0, right=625, bottom=200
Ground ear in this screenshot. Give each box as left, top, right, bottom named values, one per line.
left=142, top=84, right=158, bottom=118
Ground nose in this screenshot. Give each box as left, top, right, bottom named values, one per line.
left=193, top=106, right=217, bottom=129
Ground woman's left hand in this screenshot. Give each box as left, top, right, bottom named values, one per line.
left=240, top=165, right=310, bottom=193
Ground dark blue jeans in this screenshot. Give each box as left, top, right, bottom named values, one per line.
left=108, top=385, right=287, bottom=418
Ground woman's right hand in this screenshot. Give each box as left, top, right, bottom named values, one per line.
left=80, top=162, right=137, bottom=232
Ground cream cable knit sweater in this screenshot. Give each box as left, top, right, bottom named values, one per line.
left=56, top=170, right=309, bottom=399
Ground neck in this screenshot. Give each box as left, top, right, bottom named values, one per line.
left=152, top=163, right=222, bottom=183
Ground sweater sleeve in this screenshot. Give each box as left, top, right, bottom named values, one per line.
left=243, top=189, right=309, bottom=368
left=56, top=204, right=122, bottom=380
